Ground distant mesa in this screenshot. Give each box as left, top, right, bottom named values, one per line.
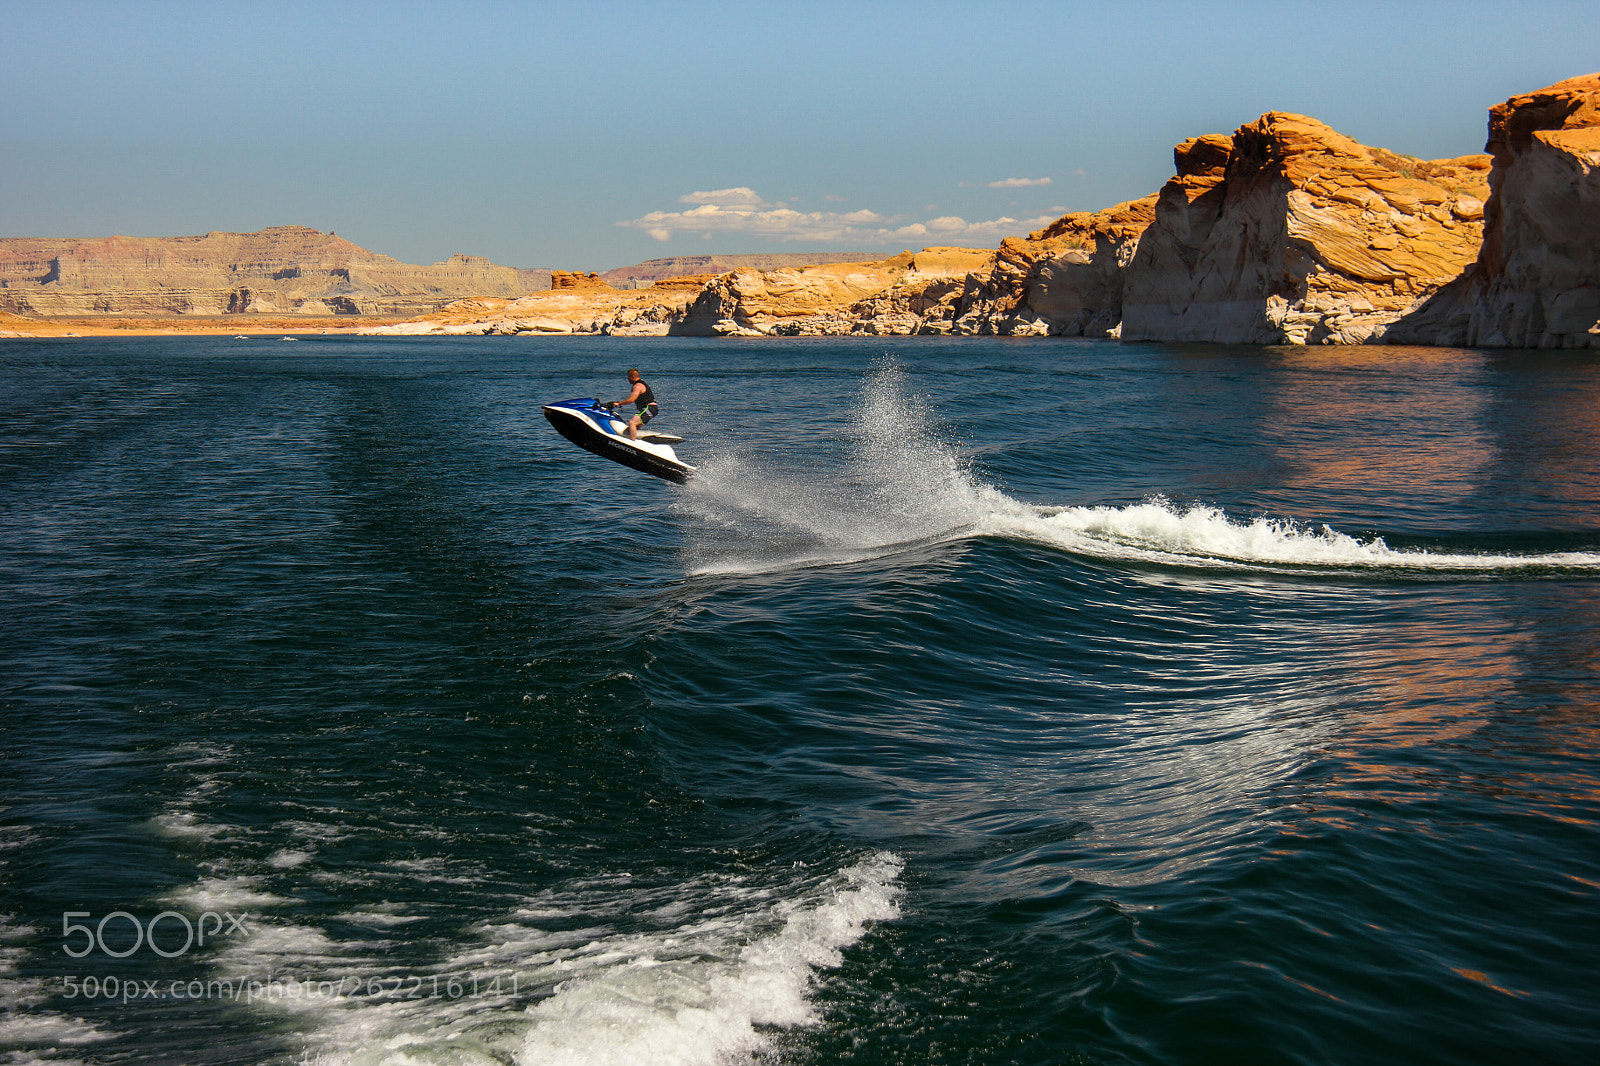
left=0, top=225, right=550, bottom=317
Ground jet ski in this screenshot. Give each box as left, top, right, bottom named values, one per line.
left=541, top=398, right=696, bottom=484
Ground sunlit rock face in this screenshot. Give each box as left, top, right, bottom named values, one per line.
left=672, top=249, right=995, bottom=337
left=548, top=271, right=612, bottom=291
left=1462, top=73, right=1600, bottom=348
left=950, top=197, right=1157, bottom=338
left=673, top=261, right=906, bottom=337
left=1120, top=113, right=1490, bottom=344
left=0, top=227, right=549, bottom=316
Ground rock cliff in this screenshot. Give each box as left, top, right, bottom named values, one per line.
left=1118, top=114, right=1490, bottom=343
left=549, top=271, right=613, bottom=290
left=673, top=249, right=994, bottom=336
left=0, top=227, right=549, bottom=316
left=1393, top=73, right=1600, bottom=348
left=948, top=196, right=1157, bottom=337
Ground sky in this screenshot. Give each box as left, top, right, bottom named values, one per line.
left=2, top=0, right=1596, bottom=272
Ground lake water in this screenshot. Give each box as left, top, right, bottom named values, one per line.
left=2, top=335, right=1597, bottom=1065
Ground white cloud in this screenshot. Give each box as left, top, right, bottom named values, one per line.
left=618, top=188, right=1057, bottom=245
left=678, top=187, right=770, bottom=207
left=986, top=177, right=1052, bottom=188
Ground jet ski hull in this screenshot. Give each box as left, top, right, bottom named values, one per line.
left=542, top=399, right=696, bottom=484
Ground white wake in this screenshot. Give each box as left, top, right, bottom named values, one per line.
left=217, top=852, right=905, bottom=1066
left=676, top=368, right=1600, bottom=578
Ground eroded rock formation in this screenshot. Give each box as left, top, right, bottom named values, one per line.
left=950, top=196, right=1157, bottom=337
left=372, top=250, right=998, bottom=337
left=0, top=227, right=549, bottom=316
left=1120, top=114, right=1490, bottom=343
left=549, top=271, right=612, bottom=290
left=1394, top=73, right=1600, bottom=348
left=671, top=249, right=994, bottom=336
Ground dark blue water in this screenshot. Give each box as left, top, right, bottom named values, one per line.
left=2, top=336, right=1598, bottom=1066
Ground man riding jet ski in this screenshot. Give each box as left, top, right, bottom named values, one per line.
left=542, top=368, right=696, bottom=484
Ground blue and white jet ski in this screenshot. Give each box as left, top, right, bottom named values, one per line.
left=541, top=398, right=697, bottom=484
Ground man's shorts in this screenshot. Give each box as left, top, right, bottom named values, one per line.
left=637, top=402, right=659, bottom=426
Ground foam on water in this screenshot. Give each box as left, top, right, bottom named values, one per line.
left=270, top=849, right=315, bottom=869
left=148, top=811, right=241, bottom=842
left=680, top=368, right=1600, bottom=578
left=0, top=918, right=118, bottom=1059
left=984, top=497, right=1600, bottom=573
left=163, top=875, right=300, bottom=912
left=514, top=852, right=904, bottom=1066
left=227, top=852, right=903, bottom=1066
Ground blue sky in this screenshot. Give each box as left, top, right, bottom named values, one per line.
left=2, top=0, right=1595, bottom=271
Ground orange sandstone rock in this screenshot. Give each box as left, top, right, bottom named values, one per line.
left=674, top=250, right=993, bottom=337
left=372, top=74, right=1599, bottom=346
left=1466, top=73, right=1600, bottom=347
left=946, top=197, right=1157, bottom=337
left=548, top=271, right=613, bottom=291
left=1122, top=112, right=1490, bottom=343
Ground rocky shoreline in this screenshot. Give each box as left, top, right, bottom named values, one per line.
left=0, top=311, right=412, bottom=339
